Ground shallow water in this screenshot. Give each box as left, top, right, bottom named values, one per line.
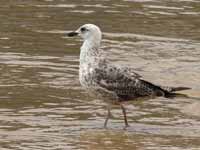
left=0, top=0, right=200, bottom=149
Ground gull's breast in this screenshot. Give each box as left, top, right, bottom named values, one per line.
left=79, top=63, right=96, bottom=87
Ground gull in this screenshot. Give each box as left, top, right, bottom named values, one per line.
left=67, top=24, right=190, bottom=128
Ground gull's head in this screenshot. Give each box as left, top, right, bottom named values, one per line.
left=67, top=24, right=102, bottom=43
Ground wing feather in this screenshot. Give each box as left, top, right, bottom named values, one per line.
left=94, top=64, right=163, bottom=100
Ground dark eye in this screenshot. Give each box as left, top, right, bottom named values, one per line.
left=80, top=27, right=87, bottom=32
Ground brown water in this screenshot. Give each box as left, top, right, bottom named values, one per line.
left=0, top=0, right=200, bottom=149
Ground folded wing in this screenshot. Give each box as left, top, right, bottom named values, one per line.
left=95, top=64, right=166, bottom=100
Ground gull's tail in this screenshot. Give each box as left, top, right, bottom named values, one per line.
left=160, top=86, right=191, bottom=93
left=139, top=79, right=191, bottom=98
left=139, top=80, right=198, bottom=100
left=160, top=86, right=191, bottom=98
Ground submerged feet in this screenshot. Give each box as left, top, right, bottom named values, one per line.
left=104, top=103, right=130, bottom=129
left=120, top=103, right=130, bottom=128
left=104, top=105, right=112, bottom=128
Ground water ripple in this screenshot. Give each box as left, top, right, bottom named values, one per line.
left=1, top=0, right=200, bottom=149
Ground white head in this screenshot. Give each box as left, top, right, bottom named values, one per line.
left=68, top=24, right=102, bottom=47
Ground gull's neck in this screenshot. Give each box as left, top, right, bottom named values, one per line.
left=80, top=37, right=102, bottom=65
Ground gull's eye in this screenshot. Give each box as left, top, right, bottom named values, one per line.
left=80, top=27, right=87, bottom=32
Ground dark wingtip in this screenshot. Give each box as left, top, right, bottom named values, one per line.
left=67, top=32, right=78, bottom=37
left=165, top=92, right=190, bottom=99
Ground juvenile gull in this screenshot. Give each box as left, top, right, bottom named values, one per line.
left=67, top=24, right=190, bottom=128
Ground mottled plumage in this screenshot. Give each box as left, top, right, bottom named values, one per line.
left=67, top=24, right=190, bottom=128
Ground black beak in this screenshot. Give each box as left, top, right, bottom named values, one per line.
left=67, top=31, right=78, bottom=37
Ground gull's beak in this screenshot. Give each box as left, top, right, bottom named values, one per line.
left=67, top=31, right=79, bottom=37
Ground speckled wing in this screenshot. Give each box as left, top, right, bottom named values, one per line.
left=95, top=64, right=164, bottom=100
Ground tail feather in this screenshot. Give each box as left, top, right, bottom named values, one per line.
left=140, top=79, right=191, bottom=98
left=160, top=86, right=191, bottom=93
left=160, top=86, right=191, bottom=98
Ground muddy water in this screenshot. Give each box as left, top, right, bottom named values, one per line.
left=0, top=0, right=200, bottom=149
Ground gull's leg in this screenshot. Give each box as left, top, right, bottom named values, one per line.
left=104, top=105, right=111, bottom=128
left=120, top=103, right=129, bottom=128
